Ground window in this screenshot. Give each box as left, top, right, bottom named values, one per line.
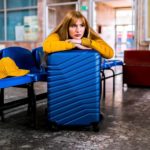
left=0, top=0, right=38, bottom=41
left=47, top=0, right=77, bottom=4
left=116, top=9, right=132, bottom=25
left=144, top=0, right=150, bottom=41
left=115, top=8, right=135, bottom=57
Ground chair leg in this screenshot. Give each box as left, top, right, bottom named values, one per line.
left=28, top=83, right=37, bottom=129
left=101, top=70, right=106, bottom=100
left=27, top=85, right=31, bottom=115
left=110, top=68, right=115, bottom=93
left=0, top=88, right=4, bottom=121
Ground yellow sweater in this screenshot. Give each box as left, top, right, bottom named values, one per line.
left=43, top=33, right=114, bottom=59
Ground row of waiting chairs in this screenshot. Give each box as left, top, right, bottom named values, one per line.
left=0, top=46, right=123, bottom=128
left=0, top=46, right=47, bottom=128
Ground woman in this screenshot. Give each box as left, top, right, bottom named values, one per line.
left=43, top=11, right=114, bottom=59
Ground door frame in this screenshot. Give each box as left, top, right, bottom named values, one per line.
left=45, top=2, right=80, bottom=37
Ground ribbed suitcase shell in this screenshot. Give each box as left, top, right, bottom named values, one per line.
left=47, top=50, right=101, bottom=126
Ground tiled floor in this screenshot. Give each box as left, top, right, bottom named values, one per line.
left=0, top=74, right=150, bottom=150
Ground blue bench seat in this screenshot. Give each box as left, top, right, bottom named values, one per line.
left=0, top=46, right=47, bottom=128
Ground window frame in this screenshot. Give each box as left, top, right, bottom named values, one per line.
left=0, top=0, right=37, bottom=41
left=144, top=0, right=150, bottom=41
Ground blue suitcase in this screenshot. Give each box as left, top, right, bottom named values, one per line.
left=47, top=50, right=101, bottom=131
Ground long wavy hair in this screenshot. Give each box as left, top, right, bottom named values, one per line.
left=51, top=11, right=100, bottom=40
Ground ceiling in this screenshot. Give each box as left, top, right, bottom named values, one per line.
left=97, top=0, right=132, bottom=8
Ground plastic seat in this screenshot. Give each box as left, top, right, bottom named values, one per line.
left=32, top=47, right=45, bottom=70
left=2, top=46, right=39, bottom=73
left=2, top=46, right=47, bottom=82
left=110, top=59, right=123, bottom=66
left=32, top=46, right=47, bottom=81
left=0, top=75, right=34, bottom=89
left=0, top=50, right=2, bottom=59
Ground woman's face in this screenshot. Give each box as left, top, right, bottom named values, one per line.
left=69, top=19, right=85, bottom=40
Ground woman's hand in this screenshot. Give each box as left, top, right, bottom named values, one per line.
left=75, top=44, right=91, bottom=49
left=66, top=39, right=91, bottom=49
left=66, top=39, right=81, bottom=44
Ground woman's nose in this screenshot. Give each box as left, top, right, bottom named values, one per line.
left=76, top=26, right=80, bottom=32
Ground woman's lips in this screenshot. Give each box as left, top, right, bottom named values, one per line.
left=74, top=34, right=81, bottom=37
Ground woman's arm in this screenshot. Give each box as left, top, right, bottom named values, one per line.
left=81, top=37, right=114, bottom=59
left=43, top=33, right=75, bottom=53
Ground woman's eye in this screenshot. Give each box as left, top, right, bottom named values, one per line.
left=70, top=24, right=85, bottom=28
left=71, top=24, right=76, bottom=27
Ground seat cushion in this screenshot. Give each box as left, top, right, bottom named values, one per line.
left=0, top=74, right=34, bottom=88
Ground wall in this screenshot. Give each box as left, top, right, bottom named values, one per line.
left=95, top=2, right=115, bottom=50
left=96, top=2, right=115, bottom=26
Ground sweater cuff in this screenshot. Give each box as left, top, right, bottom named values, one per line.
left=81, top=38, right=92, bottom=47
left=68, top=42, right=75, bottom=49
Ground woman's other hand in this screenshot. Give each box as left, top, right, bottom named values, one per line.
left=66, top=39, right=81, bottom=44
left=66, top=39, right=91, bottom=49
left=75, top=44, right=91, bottom=49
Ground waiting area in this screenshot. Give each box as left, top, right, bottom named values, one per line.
left=0, top=46, right=150, bottom=149
left=0, top=46, right=123, bottom=129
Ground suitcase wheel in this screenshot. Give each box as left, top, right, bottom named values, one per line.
left=92, top=122, right=100, bottom=132
left=48, top=121, right=59, bottom=131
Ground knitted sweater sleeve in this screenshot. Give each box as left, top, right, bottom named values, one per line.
left=43, top=33, right=75, bottom=53
left=81, top=37, right=114, bottom=59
